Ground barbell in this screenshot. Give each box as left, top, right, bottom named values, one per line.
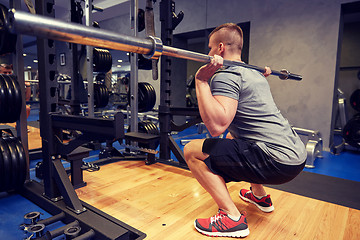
left=5, top=9, right=302, bottom=81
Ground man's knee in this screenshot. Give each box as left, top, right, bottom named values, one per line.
left=183, top=139, right=206, bottom=163
left=183, top=141, right=194, bottom=161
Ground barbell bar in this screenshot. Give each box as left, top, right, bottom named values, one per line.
left=7, top=9, right=302, bottom=81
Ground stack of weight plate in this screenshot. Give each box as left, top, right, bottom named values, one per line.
left=125, top=120, right=160, bottom=149
left=0, top=136, right=26, bottom=192
left=93, top=48, right=112, bottom=73
left=0, top=74, right=22, bottom=123
left=94, top=83, right=109, bottom=108
left=129, top=82, right=156, bottom=112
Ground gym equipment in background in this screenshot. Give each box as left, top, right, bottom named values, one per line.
left=292, top=127, right=323, bottom=168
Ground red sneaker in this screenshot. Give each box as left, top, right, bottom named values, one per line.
left=239, top=188, right=274, bottom=213
left=194, top=209, right=249, bottom=237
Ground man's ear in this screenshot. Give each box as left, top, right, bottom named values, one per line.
left=219, top=42, right=225, bottom=54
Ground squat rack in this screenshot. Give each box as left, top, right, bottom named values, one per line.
left=5, top=0, right=303, bottom=239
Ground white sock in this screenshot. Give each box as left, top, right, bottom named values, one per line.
left=227, top=214, right=240, bottom=221
left=253, top=192, right=267, bottom=199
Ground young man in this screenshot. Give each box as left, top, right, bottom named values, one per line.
left=0, top=63, right=13, bottom=74
left=183, top=23, right=306, bottom=238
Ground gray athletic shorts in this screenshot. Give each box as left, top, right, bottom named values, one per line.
left=202, top=138, right=305, bottom=184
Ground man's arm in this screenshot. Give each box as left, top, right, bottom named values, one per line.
left=195, top=55, right=238, bottom=137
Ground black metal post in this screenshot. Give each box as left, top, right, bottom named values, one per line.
left=159, top=0, right=173, bottom=162
left=69, top=0, right=82, bottom=115
left=35, top=0, right=60, bottom=200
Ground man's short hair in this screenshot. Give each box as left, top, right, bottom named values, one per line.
left=209, top=23, right=243, bottom=52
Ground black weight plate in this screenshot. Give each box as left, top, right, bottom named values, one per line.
left=98, top=84, right=103, bottom=107
left=101, top=50, right=107, bottom=72
left=96, top=84, right=102, bottom=107
left=94, top=83, right=100, bottom=107
left=138, top=83, right=147, bottom=112
left=150, top=122, right=159, bottom=135
left=2, top=74, right=17, bottom=122
left=141, top=83, right=155, bottom=112
left=4, top=75, right=22, bottom=122
left=101, top=85, right=109, bottom=107
left=343, top=116, right=360, bottom=148
left=0, top=138, right=4, bottom=192
left=149, top=122, right=156, bottom=135
left=144, top=120, right=155, bottom=135
left=142, top=82, right=153, bottom=112
left=138, top=121, right=149, bottom=148
left=138, top=121, right=147, bottom=133
left=99, top=85, right=105, bottom=108
left=0, top=75, right=10, bottom=122
left=98, top=50, right=104, bottom=72
left=4, top=137, right=18, bottom=190
left=98, top=49, right=104, bottom=72
left=144, top=121, right=160, bottom=148
left=93, top=83, right=100, bottom=107
left=93, top=48, right=99, bottom=71
left=9, top=75, right=23, bottom=116
left=0, top=138, right=12, bottom=191
left=0, top=75, right=7, bottom=120
left=142, top=83, right=152, bottom=112
left=13, top=137, right=26, bottom=189
left=148, top=122, right=160, bottom=148
left=106, top=51, right=112, bottom=72
left=144, top=122, right=152, bottom=134
left=97, top=85, right=102, bottom=108
left=146, top=83, right=156, bottom=111
left=350, top=89, right=360, bottom=112
left=98, top=84, right=105, bottom=108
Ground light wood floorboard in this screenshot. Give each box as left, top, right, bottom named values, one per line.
left=1, top=123, right=42, bottom=150
left=76, top=161, right=360, bottom=240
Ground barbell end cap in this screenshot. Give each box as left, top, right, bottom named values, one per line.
left=279, top=69, right=289, bottom=80
left=143, top=36, right=163, bottom=60
left=279, top=69, right=302, bottom=81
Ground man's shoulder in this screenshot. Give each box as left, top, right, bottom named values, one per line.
left=214, top=66, right=242, bottom=77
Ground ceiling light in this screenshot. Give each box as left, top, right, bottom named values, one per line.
left=117, top=59, right=123, bottom=62
left=33, top=59, right=38, bottom=63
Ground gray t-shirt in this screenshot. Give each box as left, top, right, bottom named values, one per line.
left=209, top=66, right=306, bottom=165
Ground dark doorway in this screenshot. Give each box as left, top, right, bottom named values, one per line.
left=331, top=1, right=360, bottom=150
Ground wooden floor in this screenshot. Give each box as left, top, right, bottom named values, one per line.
left=5, top=122, right=359, bottom=239
left=27, top=125, right=42, bottom=150
left=1, top=123, right=42, bottom=150
left=76, top=160, right=360, bottom=240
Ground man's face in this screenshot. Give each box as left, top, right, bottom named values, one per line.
left=208, top=34, right=221, bottom=57
left=0, top=67, right=12, bottom=75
